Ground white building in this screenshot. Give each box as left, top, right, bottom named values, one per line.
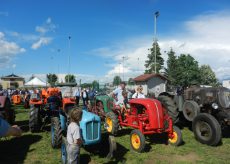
left=133, top=73, right=168, bottom=97
left=223, top=80, right=230, bottom=89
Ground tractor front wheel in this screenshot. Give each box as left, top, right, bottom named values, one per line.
left=192, top=113, right=222, bottom=146
left=51, top=116, right=63, bottom=148
left=61, top=137, right=68, bottom=164
left=130, top=129, right=145, bottom=153
left=168, top=126, right=183, bottom=146
left=29, top=107, right=42, bottom=132
left=105, top=112, right=119, bottom=135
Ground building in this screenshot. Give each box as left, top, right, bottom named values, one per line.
left=133, top=73, right=168, bottom=97
left=1, top=74, right=25, bottom=89
left=223, top=80, right=230, bottom=89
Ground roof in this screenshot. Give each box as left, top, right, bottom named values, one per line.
left=1, top=73, right=24, bottom=80
left=133, top=73, right=167, bottom=82
left=24, top=77, right=46, bottom=87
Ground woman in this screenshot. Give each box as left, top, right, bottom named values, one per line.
left=132, top=85, right=145, bottom=98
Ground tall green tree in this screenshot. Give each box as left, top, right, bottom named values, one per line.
left=65, top=74, right=76, bottom=83
left=47, top=73, right=58, bottom=86
left=166, top=48, right=178, bottom=86
left=176, top=54, right=201, bottom=87
left=145, top=41, right=164, bottom=74
left=128, top=78, right=135, bottom=85
left=92, top=80, right=99, bottom=90
left=113, top=76, right=122, bottom=86
left=199, top=65, right=218, bottom=86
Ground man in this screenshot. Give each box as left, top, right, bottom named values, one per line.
left=81, top=88, right=88, bottom=106
left=74, top=88, right=81, bottom=106
left=112, top=81, right=126, bottom=106
left=0, top=117, right=22, bottom=137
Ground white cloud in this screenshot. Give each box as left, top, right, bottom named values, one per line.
left=31, top=37, right=52, bottom=50
left=0, top=32, right=25, bottom=68
left=35, top=17, right=56, bottom=35
left=91, top=10, right=230, bottom=82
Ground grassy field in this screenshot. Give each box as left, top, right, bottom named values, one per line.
left=0, top=105, right=230, bottom=164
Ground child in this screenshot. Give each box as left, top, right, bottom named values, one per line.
left=67, top=108, right=83, bottom=164
left=121, top=90, right=130, bottom=119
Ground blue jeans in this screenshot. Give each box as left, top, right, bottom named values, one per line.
left=67, top=144, right=80, bottom=164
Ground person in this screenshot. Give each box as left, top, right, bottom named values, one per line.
left=81, top=88, right=88, bottom=106
left=0, top=117, right=22, bottom=137
left=132, top=85, right=145, bottom=99
left=120, top=90, right=130, bottom=119
left=74, top=88, right=81, bottom=106
left=67, top=108, right=83, bottom=164
left=112, top=81, right=126, bottom=106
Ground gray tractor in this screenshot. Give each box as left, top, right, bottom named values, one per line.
left=158, top=86, right=230, bottom=146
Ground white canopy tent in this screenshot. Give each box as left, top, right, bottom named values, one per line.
left=24, top=77, right=47, bottom=87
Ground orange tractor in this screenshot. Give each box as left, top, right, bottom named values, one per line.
left=11, top=94, right=22, bottom=105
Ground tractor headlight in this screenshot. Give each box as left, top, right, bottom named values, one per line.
left=212, top=103, right=219, bottom=110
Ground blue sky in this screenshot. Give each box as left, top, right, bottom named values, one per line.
left=0, top=0, right=230, bottom=83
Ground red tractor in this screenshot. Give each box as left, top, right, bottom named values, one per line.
left=105, top=98, right=182, bottom=152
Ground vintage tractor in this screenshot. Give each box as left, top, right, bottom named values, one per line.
left=105, top=98, right=182, bottom=153
left=0, top=95, right=15, bottom=124
left=11, top=94, right=22, bottom=105
left=60, top=107, right=117, bottom=164
left=158, top=86, right=230, bottom=146
left=29, top=88, right=60, bottom=130
left=88, top=94, right=114, bottom=120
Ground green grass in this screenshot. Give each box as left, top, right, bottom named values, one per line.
left=0, top=105, right=230, bottom=164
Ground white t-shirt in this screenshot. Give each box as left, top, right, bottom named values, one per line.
left=67, top=122, right=81, bottom=145
left=113, top=86, right=124, bottom=105
left=132, top=92, right=145, bottom=99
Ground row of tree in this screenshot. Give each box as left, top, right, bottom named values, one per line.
left=46, top=74, right=76, bottom=86
left=46, top=73, right=100, bottom=90
left=145, top=42, right=219, bottom=87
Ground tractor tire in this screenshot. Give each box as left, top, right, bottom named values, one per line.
left=4, top=98, right=15, bottom=124
left=183, top=100, right=200, bottom=121
left=192, top=113, right=222, bottom=146
left=168, top=126, right=183, bottom=146
left=158, top=95, right=179, bottom=124
left=61, top=137, right=68, bottom=164
left=51, top=116, right=63, bottom=148
left=29, top=107, right=42, bottom=132
left=130, top=129, right=145, bottom=153
left=105, top=112, right=119, bottom=135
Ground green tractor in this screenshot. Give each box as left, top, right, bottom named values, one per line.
left=158, top=85, right=230, bottom=146
left=88, top=94, right=114, bottom=120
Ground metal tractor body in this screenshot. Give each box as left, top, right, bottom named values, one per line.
left=11, top=94, right=22, bottom=105
left=0, top=95, right=15, bottom=124
left=61, top=107, right=116, bottom=164
left=105, top=98, right=182, bottom=153
left=88, top=94, right=114, bottom=120
left=158, top=86, right=230, bottom=146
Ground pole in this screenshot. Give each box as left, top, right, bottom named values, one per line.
left=68, top=36, right=71, bottom=83
left=154, top=13, right=157, bottom=74
left=122, top=56, right=125, bottom=81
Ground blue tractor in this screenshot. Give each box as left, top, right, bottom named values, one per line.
left=58, top=106, right=116, bottom=164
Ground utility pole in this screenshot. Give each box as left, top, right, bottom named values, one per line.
left=68, top=36, right=71, bottom=83
left=154, top=11, right=160, bottom=73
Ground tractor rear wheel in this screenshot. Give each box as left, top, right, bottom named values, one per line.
left=158, top=95, right=179, bottom=124
left=105, top=112, right=119, bottom=135
left=168, top=126, right=183, bottom=146
left=130, top=129, right=145, bottom=153
left=51, top=116, right=63, bottom=148
left=61, top=137, right=68, bottom=164
left=192, top=113, right=222, bottom=146
left=29, top=106, right=42, bottom=132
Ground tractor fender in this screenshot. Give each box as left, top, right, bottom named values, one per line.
left=158, top=92, right=174, bottom=99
